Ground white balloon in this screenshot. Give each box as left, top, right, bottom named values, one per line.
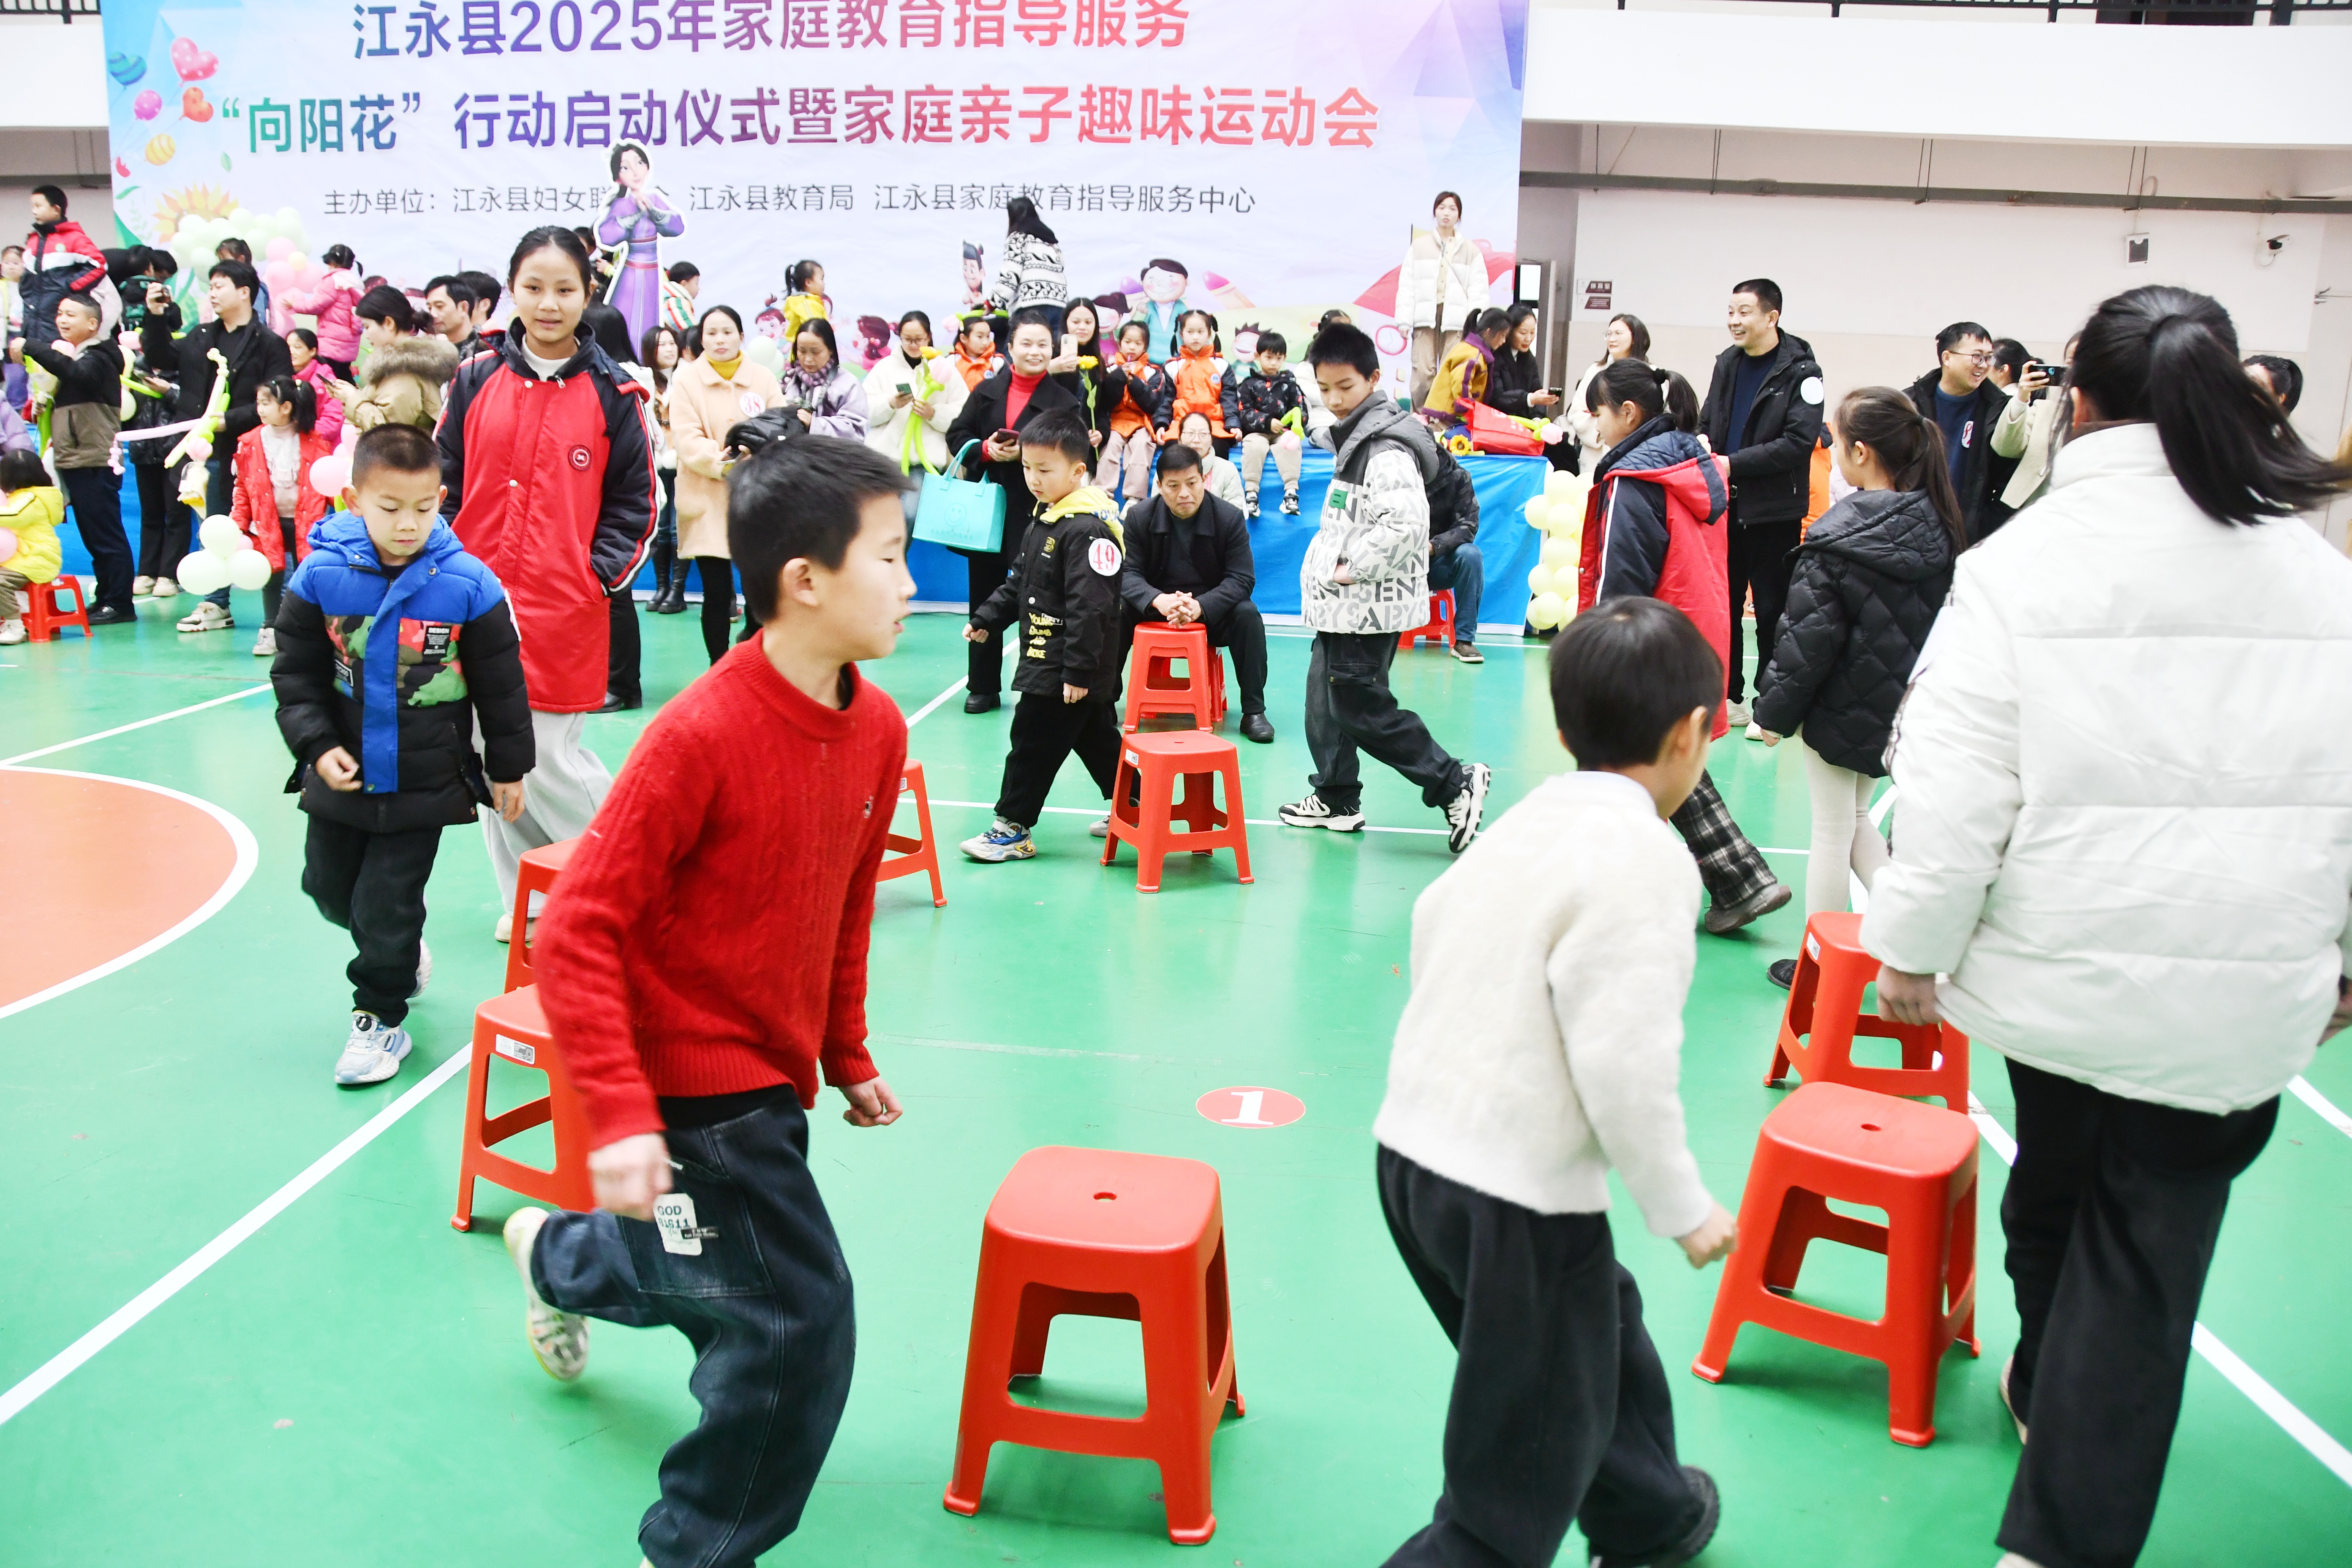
left=1544, top=468, right=1575, bottom=499
left=227, top=548, right=272, bottom=592
left=1522, top=495, right=1551, bottom=531
left=199, top=515, right=244, bottom=557
left=743, top=337, right=786, bottom=376
left=1539, top=536, right=1576, bottom=571
left=1527, top=591, right=1570, bottom=631
left=176, top=551, right=231, bottom=595
left=1527, top=564, right=1557, bottom=599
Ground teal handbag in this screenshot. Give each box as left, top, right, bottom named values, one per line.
left=914, top=440, right=1008, bottom=553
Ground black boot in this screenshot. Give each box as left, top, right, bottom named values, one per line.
left=651, top=536, right=674, bottom=599
left=651, top=552, right=688, bottom=614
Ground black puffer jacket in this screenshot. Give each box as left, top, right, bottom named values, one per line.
left=1753, top=489, right=1955, bottom=775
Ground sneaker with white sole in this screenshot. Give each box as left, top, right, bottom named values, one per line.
left=1447, top=640, right=1484, bottom=665
left=1445, top=762, right=1492, bottom=854
left=961, top=817, right=1036, bottom=862
left=1726, top=699, right=1751, bottom=727
left=0, top=620, right=23, bottom=646
left=410, top=938, right=432, bottom=1000
left=1088, top=815, right=1109, bottom=838
left=334, top=1010, right=411, bottom=1085
left=252, top=626, right=277, bottom=658
left=1746, top=721, right=1767, bottom=741
left=503, top=1208, right=591, bottom=1382
left=133, top=575, right=156, bottom=597
left=1277, top=793, right=1365, bottom=833
left=177, top=601, right=233, bottom=633
left=150, top=577, right=179, bottom=598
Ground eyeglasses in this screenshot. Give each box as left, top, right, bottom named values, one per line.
left=1947, top=350, right=1995, bottom=367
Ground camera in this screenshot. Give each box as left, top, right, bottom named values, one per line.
left=2259, top=234, right=2292, bottom=267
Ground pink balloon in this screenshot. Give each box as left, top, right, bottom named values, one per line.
left=264, top=237, right=295, bottom=262
left=309, top=453, right=351, bottom=495
left=134, top=90, right=162, bottom=121
left=0, top=527, right=18, bottom=560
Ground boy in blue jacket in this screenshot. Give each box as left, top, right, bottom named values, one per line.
left=271, top=424, right=534, bottom=1085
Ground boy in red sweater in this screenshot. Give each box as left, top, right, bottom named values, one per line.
left=501, top=435, right=914, bottom=1568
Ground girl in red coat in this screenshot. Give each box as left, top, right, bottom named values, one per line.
left=437, top=226, right=658, bottom=940
left=234, top=376, right=335, bottom=659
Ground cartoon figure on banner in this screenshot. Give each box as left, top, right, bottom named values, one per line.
left=594, top=142, right=685, bottom=347
left=853, top=315, right=893, bottom=372
left=961, top=242, right=987, bottom=312
left=754, top=295, right=789, bottom=343
left=1137, top=258, right=1189, bottom=362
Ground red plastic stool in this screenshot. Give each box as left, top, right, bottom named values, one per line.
left=1100, top=730, right=1252, bottom=893
left=20, top=576, right=91, bottom=641
left=944, top=1146, right=1243, bottom=1544
left=1396, top=589, right=1456, bottom=651
left=450, top=983, right=596, bottom=1231
left=502, top=837, right=580, bottom=992
left=877, top=760, right=947, bottom=907
left=1692, top=1081, right=1980, bottom=1446
left=1122, top=622, right=1225, bottom=731
left=1768, top=912, right=1969, bottom=1111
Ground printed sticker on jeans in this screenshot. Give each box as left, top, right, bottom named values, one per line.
left=654, top=1192, right=717, bottom=1255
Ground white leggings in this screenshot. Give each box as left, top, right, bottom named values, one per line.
left=1240, top=430, right=1302, bottom=493
left=1804, top=738, right=1891, bottom=917
left=1097, top=427, right=1156, bottom=508
left=481, top=709, right=614, bottom=916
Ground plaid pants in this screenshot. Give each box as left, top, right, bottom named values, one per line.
left=1670, top=769, right=1776, bottom=909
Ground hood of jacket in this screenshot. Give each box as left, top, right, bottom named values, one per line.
left=1714, top=329, right=1816, bottom=384
left=1595, top=417, right=1724, bottom=523
left=1040, top=484, right=1124, bottom=547
left=1800, top=489, right=1955, bottom=583
left=364, top=335, right=460, bottom=387
left=1904, top=368, right=2001, bottom=418
left=1328, top=393, right=1440, bottom=484
left=308, top=509, right=469, bottom=575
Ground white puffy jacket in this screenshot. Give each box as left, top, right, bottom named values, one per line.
left=1863, top=423, right=2352, bottom=1113
left=1397, top=231, right=1489, bottom=333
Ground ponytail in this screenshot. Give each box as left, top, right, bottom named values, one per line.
left=1587, top=358, right=1699, bottom=434
left=2072, top=286, right=2349, bottom=526
left=1837, top=387, right=1966, bottom=551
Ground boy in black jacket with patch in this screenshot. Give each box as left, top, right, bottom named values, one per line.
left=1229, top=330, right=1308, bottom=519
left=961, top=410, right=1127, bottom=863
left=272, top=425, right=534, bottom=1085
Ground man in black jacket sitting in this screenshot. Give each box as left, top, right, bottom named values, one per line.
left=1119, top=441, right=1275, bottom=743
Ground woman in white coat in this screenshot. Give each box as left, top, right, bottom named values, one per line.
left=1566, top=313, right=1649, bottom=471
left=1864, top=286, right=2352, bottom=1568
left=1399, top=191, right=1489, bottom=407
left=863, top=309, right=966, bottom=517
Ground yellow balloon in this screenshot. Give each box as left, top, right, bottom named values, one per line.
left=1527, top=564, right=1557, bottom=599
left=1544, top=468, right=1575, bottom=499
left=1527, top=591, right=1570, bottom=631
left=144, top=134, right=176, bottom=166
left=1539, top=536, right=1576, bottom=571
left=1522, top=495, right=1551, bottom=530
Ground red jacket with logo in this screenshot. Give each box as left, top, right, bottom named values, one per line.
left=1577, top=419, right=1734, bottom=738
left=436, top=335, right=656, bottom=712
left=229, top=423, right=336, bottom=568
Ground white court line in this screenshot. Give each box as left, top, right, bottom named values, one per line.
left=0, top=666, right=980, bottom=1426
left=2288, top=1075, right=2352, bottom=1142
left=0, top=1048, right=471, bottom=1430
left=0, top=770, right=260, bottom=1026
left=1964, top=1091, right=2352, bottom=1486
left=929, top=796, right=1451, bottom=837
left=901, top=675, right=969, bottom=729
left=0, top=683, right=271, bottom=767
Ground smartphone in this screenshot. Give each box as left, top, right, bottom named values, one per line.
left=994, top=427, right=1022, bottom=446
left=2030, top=362, right=2067, bottom=381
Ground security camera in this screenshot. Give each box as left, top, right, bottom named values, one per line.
left=2260, top=234, right=2292, bottom=267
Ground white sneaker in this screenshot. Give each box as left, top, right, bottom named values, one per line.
left=1278, top=794, right=1365, bottom=832
left=1445, top=762, right=1493, bottom=854
left=150, top=577, right=179, bottom=598
left=1746, top=721, right=1767, bottom=742
left=409, top=938, right=432, bottom=1000
left=1726, top=700, right=1751, bottom=727
left=251, top=626, right=277, bottom=658
left=0, top=620, right=23, bottom=646
left=960, top=817, right=1037, bottom=862
left=494, top=910, right=512, bottom=944
left=1088, top=815, right=1110, bottom=839
left=333, top=1010, right=411, bottom=1085
left=133, top=575, right=156, bottom=597
left=504, top=1208, right=591, bottom=1382
left=177, top=601, right=233, bottom=633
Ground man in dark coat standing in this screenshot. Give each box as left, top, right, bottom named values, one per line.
left=1119, top=441, right=1274, bottom=743
left=1905, top=321, right=2011, bottom=544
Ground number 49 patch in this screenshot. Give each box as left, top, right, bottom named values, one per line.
left=1087, top=538, right=1121, bottom=577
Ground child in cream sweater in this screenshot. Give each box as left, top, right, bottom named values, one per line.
left=1372, top=596, right=1738, bottom=1568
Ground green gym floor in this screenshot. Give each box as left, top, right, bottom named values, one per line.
left=5, top=599, right=2351, bottom=1567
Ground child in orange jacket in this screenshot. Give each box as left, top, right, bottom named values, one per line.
left=1162, top=309, right=1232, bottom=449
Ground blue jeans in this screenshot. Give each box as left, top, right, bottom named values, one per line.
left=532, top=1095, right=855, bottom=1568
left=1426, top=542, right=1483, bottom=646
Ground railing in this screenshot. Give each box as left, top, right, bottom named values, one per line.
left=1623, top=0, right=2347, bottom=20
left=0, top=0, right=101, bottom=21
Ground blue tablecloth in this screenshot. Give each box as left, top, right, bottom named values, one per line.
left=78, top=449, right=1552, bottom=630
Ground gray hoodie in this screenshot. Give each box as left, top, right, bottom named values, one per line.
left=1303, top=395, right=1440, bottom=634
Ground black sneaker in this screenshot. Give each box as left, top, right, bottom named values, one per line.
left=1444, top=762, right=1492, bottom=854
left=1239, top=712, right=1274, bottom=743
left=1768, top=958, right=1798, bottom=989
left=963, top=691, right=1002, bottom=714
left=1243, top=491, right=1260, bottom=520
left=1703, top=880, right=1792, bottom=936
left=1280, top=487, right=1301, bottom=516
left=1278, top=793, right=1364, bottom=832
left=1591, top=1466, right=1719, bottom=1568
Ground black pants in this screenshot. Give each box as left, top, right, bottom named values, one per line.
left=1304, top=631, right=1464, bottom=814
left=299, top=815, right=442, bottom=1026
left=963, top=547, right=1012, bottom=696
left=259, top=515, right=297, bottom=625
left=995, top=691, right=1121, bottom=828
left=1376, top=1148, right=1704, bottom=1568
left=132, top=463, right=185, bottom=578
left=318, top=355, right=356, bottom=381
left=533, top=1095, right=855, bottom=1568
left=60, top=466, right=133, bottom=613
left=1996, top=1058, right=2278, bottom=1568
left=1726, top=517, right=1801, bottom=705
left=607, top=588, right=641, bottom=703
left=695, top=556, right=735, bottom=665
left=1125, top=598, right=1269, bottom=715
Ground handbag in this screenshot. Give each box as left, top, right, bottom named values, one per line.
left=914, top=438, right=1007, bottom=553
left=1462, top=401, right=1546, bottom=457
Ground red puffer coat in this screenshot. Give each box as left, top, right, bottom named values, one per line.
left=1577, top=416, right=1734, bottom=738
left=437, top=334, right=656, bottom=712
left=230, top=423, right=336, bottom=568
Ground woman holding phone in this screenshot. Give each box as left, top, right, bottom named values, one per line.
left=945, top=306, right=1087, bottom=713
left=1048, top=295, right=1111, bottom=451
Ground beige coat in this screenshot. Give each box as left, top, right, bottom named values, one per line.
left=670, top=356, right=783, bottom=561
left=338, top=335, right=457, bottom=433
